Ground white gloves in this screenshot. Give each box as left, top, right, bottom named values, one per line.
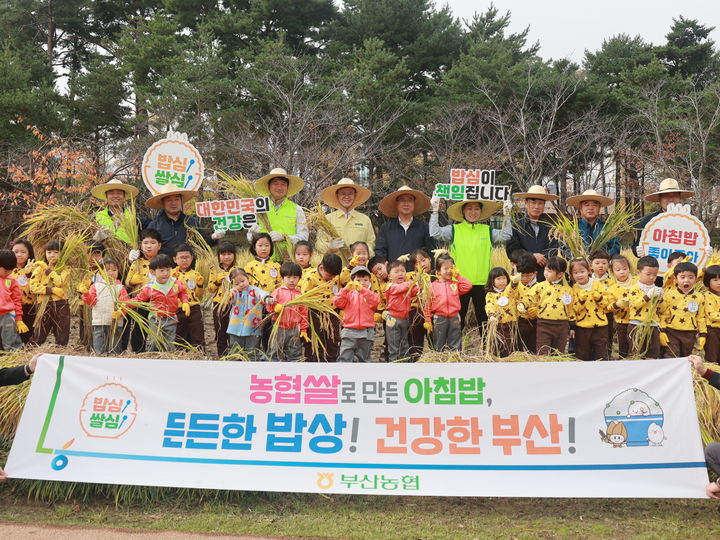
left=211, top=229, right=227, bottom=240
left=503, top=200, right=513, bottom=216
left=248, top=223, right=261, bottom=234
left=636, top=246, right=645, bottom=257
left=269, top=231, right=284, bottom=242
left=649, top=286, right=663, bottom=298
left=430, top=194, right=441, bottom=212
left=93, top=227, right=110, bottom=242
left=705, top=246, right=714, bottom=257
left=328, top=238, right=345, bottom=251
left=128, top=249, right=140, bottom=262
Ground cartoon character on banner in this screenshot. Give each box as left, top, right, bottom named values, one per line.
left=600, top=388, right=664, bottom=448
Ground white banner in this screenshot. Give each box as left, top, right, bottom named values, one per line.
left=5, top=355, right=708, bottom=498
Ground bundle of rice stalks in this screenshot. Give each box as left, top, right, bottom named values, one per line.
left=629, top=292, right=663, bottom=358
left=306, top=202, right=351, bottom=262
left=407, top=266, right=432, bottom=322
left=114, top=196, right=140, bottom=249
left=492, top=246, right=511, bottom=271
left=23, top=204, right=96, bottom=247
left=267, top=285, right=340, bottom=359
left=694, top=366, right=720, bottom=445
left=416, top=349, right=578, bottom=363
left=186, top=227, right=218, bottom=306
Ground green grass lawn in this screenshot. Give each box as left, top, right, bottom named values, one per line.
left=1, top=490, right=720, bottom=539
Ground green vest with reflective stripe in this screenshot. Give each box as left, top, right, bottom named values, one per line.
left=95, top=208, right=133, bottom=244
left=261, top=198, right=298, bottom=261
left=450, top=221, right=492, bottom=285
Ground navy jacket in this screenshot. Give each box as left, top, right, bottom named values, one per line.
left=506, top=215, right=561, bottom=282
left=0, top=365, right=29, bottom=387
left=633, top=210, right=662, bottom=256
left=145, top=211, right=214, bottom=257
left=375, top=218, right=435, bottom=269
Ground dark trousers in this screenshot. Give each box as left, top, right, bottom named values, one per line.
left=130, top=308, right=149, bottom=353
left=408, top=306, right=426, bottom=361
left=664, top=328, right=696, bottom=358
left=536, top=319, right=569, bottom=355
left=213, top=304, right=231, bottom=357
left=491, top=321, right=515, bottom=357
left=78, top=305, right=92, bottom=351
left=31, top=300, right=70, bottom=346
left=575, top=326, right=609, bottom=361
left=628, top=325, right=660, bottom=359
left=19, top=303, right=36, bottom=345
left=518, top=317, right=536, bottom=354
left=460, top=285, right=487, bottom=332
left=706, top=327, right=720, bottom=364
left=705, top=442, right=720, bottom=475
left=305, top=310, right=340, bottom=362
left=177, top=304, right=205, bottom=349
left=606, top=318, right=614, bottom=360
left=615, top=322, right=630, bottom=359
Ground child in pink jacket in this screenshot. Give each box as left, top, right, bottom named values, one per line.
left=427, top=254, right=472, bottom=351
left=383, top=260, right=419, bottom=362
left=0, top=249, right=26, bottom=351
left=265, top=263, right=308, bottom=362
left=333, top=266, right=380, bottom=362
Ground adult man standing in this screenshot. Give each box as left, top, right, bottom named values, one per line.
left=248, top=167, right=308, bottom=261
left=375, top=186, right=434, bottom=266
left=316, top=178, right=375, bottom=255
left=506, top=185, right=561, bottom=282
left=566, top=189, right=620, bottom=256
left=91, top=179, right=141, bottom=243
left=144, top=185, right=217, bottom=257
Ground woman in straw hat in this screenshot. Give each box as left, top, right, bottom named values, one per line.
left=566, top=189, right=620, bottom=256
left=316, top=178, right=376, bottom=256
left=375, top=186, right=435, bottom=268
left=144, top=185, right=213, bottom=257
left=92, top=179, right=142, bottom=244
left=246, top=168, right=308, bottom=262
left=506, top=185, right=562, bottom=282
left=634, top=178, right=695, bottom=257
left=429, top=194, right=512, bottom=331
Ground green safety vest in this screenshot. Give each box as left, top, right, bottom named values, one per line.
left=95, top=208, right=134, bottom=244
left=450, top=221, right=492, bottom=285
left=261, top=198, right=298, bottom=261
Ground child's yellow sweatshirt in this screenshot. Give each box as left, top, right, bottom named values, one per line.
left=704, top=291, right=720, bottom=328
left=29, top=261, right=69, bottom=301
left=485, top=283, right=521, bottom=323
left=572, top=280, right=609, bottom=328
left=522, top=280, right=575, bottom=322
left=172, top=268, right=205, bottom=306
left=245, top=258, right=281, bottom=294
left=660, top=286, right=706, bottom=334
left=627, top=282, right=662, bottom=326
left=126, top=258, right=151, bottom=293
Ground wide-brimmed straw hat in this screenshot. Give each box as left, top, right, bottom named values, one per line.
left=513, top=185, right=559, bottom=201
left=644, top=178, right=694, bottom=203
left=254, top=168, right=304, bottom=198
left=566, top=189, right=613, bottom=208
left=378, top=185, right=431, bottom=217
left=145, top=185, right=198, bottom=210
left=91, top=179, right=139, bottom=201
left=320, top=178, right=371, bottom=210
left=447, top=200, right=502, bottom=223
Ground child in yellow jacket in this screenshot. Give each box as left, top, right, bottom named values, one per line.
left=518, top=256, right=574, bottom=356
left=703, top=265, right=720, bottom=363
left=301, top=253, right=343, bottom=362
left=627, top=256, right=663, bottom=359
left=207, top=241, right=237, bottom=357
left=172, top=243, right=205, bottom=349
left=569, top=258, right=610, bottom=361
left=659, top=261, right=706, bottom=358
left=126, top=228, right=163, bottom=353
left=606, top=254, right=636, bottom=358
left=485, top=267, right=520, bottom=357
left=29, top=239, right=70, bottom=346
left=245, top=233, right=281, bottom=294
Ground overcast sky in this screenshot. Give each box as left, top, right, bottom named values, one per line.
left=445, top=0, right=719, bottom=63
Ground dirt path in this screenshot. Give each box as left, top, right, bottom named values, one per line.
left=0, top=522, right=315, bottom=539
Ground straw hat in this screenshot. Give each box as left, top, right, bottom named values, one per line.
left=513, top=185, right=559, bottom=201
left=378, top=185, right=431, bottom=217
left=91, top=179, right=139, bottom=201
left=566, top=189, right=613, bottom=208
left=320, top=178, right=371, bottom=210
left=145, top=185, right=198, bottom=210
left=644, top=178, right=694, bottom=203
left=254, top=168, right=304, bottom=198
left=447, top=200, right=502, bottom=223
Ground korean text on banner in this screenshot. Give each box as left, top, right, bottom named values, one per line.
left=5, top=356, right=707, bottom=498
left=434, top=169, right=510, bottom=202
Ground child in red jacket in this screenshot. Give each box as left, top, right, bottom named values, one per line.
left=0, top=250, right=27, bottom=351
left=135, top=254, right=190, bottom=352
left=265, top=262, right=308, bottom=362
left=333, top=266, right=380, bottom=362
left=427, top=254, right=472, bottom=351
left=383, top=260, right=419, bottom=362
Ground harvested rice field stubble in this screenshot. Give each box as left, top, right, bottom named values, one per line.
left=0, top=491, right=720, bottom=538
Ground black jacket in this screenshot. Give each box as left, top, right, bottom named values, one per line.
left=505, top=215, right=561, bottom=282
left=0, top=365, right=29, bottom=387
left=375, top=218, right=435, bottom=269
left=145, top=211, right=214, bottom=257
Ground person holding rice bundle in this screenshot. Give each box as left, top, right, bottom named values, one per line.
left=704, top=265, right=720, bottom=364
left=565, top=189, right=620, bottom=257
left=208, top=241, right=238, bottom=357
left=29, top=239, right=71, bottom=347
left=484, top=267, right=520, bottom=357
left=316, top=178, right=375, bottom=256
left=226, top=268, right=269, bottom=360
left=91, top=179, right=142, bottom=244
left=10, top=239, right=36, bottom=343
left=247, top=168, right=309, bottom=262
left=429, top=194, right=511, bottom=332
left=626, top=255, right=663, bottom=359
left=333, top=265, right=380, bottom=362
